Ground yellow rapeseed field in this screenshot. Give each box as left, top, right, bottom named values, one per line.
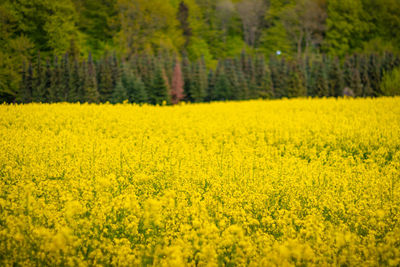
left=0, top=98, right=399, bottom=266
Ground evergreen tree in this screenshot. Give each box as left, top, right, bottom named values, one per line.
left=328, top=57, right=344, bottom=97
left=246, top=56, right=258, bottom=99
left=149, top=66, right=170, bottom=105
left=42, top=60, right=52, bottom=103
left=32, top=52, right=45, bottom=102
left=205, top=69, right=215, bottom=102
left=98, top=57, right=114, bottom=102
left=255, top=55, right=273, bottom=99
left=121, top=65, right=148, bottom=104
left=234, top=58, right=250, bottom=100
left=20, top=62, right=33, bottom=103
left=314, top=61, right=329, bottom=97
left=369, top=54, right=382, bottom=96
left=224, top=59, right=239, bottom=100
left=61, top=53, right=71, bottom=101
left=111, top=52, right=121, bottom=89
left=213, top=62, right=231, bottom=101
left=48, top=57, right=60, bottom=102
left=69, top=59, right=81, bottom=102
left=350, top=67, right=363, bottom=97
left=182, top=53, right=193, bottom=102
left=359, top=55, right=372, bottom=97
left=84, top=53, right=100, bottom=103
left=275, top=57, right=289, bottom=98
left=287, top=62, right=307, bottom=97
left=111, top=79, right=128, bottom=104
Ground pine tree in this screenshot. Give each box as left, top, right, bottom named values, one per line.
left=149, top=66, right=170, bottom=105
left=314, top=61, right=329, bottom=97
left=328, top=57, right=344, bottom=97
left=25, top=62, right=34, bottom=103
left=255, top=55, right=273, bottom=99
left=359, top=55, right=372, bottom=97
left=343, top=55, right=354, bottom=90
left=49, top=56, right=61, bottom=102
left=69, top=59, right=81, bottom=102
left=182, top=53, right=193, bottom=101
left=224, top=59, right=239, bottom=100
left=111, top=52, right=121, bottom=89
left=98, top=57, right=114, bottom=102
left=121, top=64, right=148, bottom=104
left=369, top=54, right=382, bottom=96
left=213, top=62, right=231, bottom=101
left=33, top=52, right=45, bottom=102
left=205, top=69, right=215, bottom=102
left=350, top=67, right=362, bottom=97
left=20, top=62, right=33, bottom=103
left=233, top=58, right=249, bottom=100
left=287, top=62, right=307, bottom=97
left=111, top=79, right=128, bottom=104
left=61, top=53, right=71, bottom=101
left=246, top=56, right=258, bottom=99
left=42, top=60, right=52, bottom=103
left=84, top=53, right=100, bottom=103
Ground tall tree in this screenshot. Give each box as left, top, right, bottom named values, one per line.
left=324, top=0, right=369, bottom=57
left=281, top=0, right=326, bottom=56
left=236, top=0, right=266, bottom=47
left=83, top=53, right=100, bottom=103
left=178, top=1, right=192, bottom=48
left=149, top=66, right=170, bottom=105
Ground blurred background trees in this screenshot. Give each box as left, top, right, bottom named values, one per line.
left=1, top=0, right=400, bottom=102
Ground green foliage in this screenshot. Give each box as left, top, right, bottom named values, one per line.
left=123, top=71, right=148, bottom=103
left=149, top=67, right=170, bottom=105
left=324, top=0, right=369, bottom=57
left=111, top=80, right=128, bottom=103
left=2, top=0, right=400, bottom=103
left=380, top=68, right=400, bottom=96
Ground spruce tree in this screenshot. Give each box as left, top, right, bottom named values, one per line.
left=233, top=58, right=249, bottom=100
left=111, top=52, right=121, bottom=89
left=98, top=58, right=114, bottom=102
left=111, top=79, right=128, bottom=104
left=49, top=56, right=61, bottom=102
left=224, top=59, right=239, bottom=100
left=359, top=55, right=372, bottom=97
left=350, top=67, right=363, bottom=97
left=314, top=61, right=329, bottom=97
left=287, top=62, right=307, bottom=97
left=182, top=53, right=193, bottom=101
left=84, top=53, right=100, bottom=103
left=69, top=59, right=81, bottom=102
left=33, top=52, right=45, bottom=102
left=369, top=54, right=382, bottom=96
left=20, top=62, right=33, bottom=103
left=329, top=57, right=344, bottom=97
left=61, top=53, right=71, bottom=101
left=42, top=60, right=52, bottom=103
left=205, top=69, right=215, bottom=102
left=149, top=66, right=170, bottom=105
left=122, top=68, right=148, bottom=103
left=213, top=62, right=231, bottom=101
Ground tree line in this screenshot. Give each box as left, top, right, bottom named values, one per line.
left=15, top=51, right=400, bottom=104
left=2, top=0, right=400, bottom=101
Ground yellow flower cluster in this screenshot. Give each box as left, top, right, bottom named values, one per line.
left=0, top=98, right=399, bottom=266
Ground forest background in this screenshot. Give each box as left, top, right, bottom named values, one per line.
left=1, top=0, right=400, bottom=104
